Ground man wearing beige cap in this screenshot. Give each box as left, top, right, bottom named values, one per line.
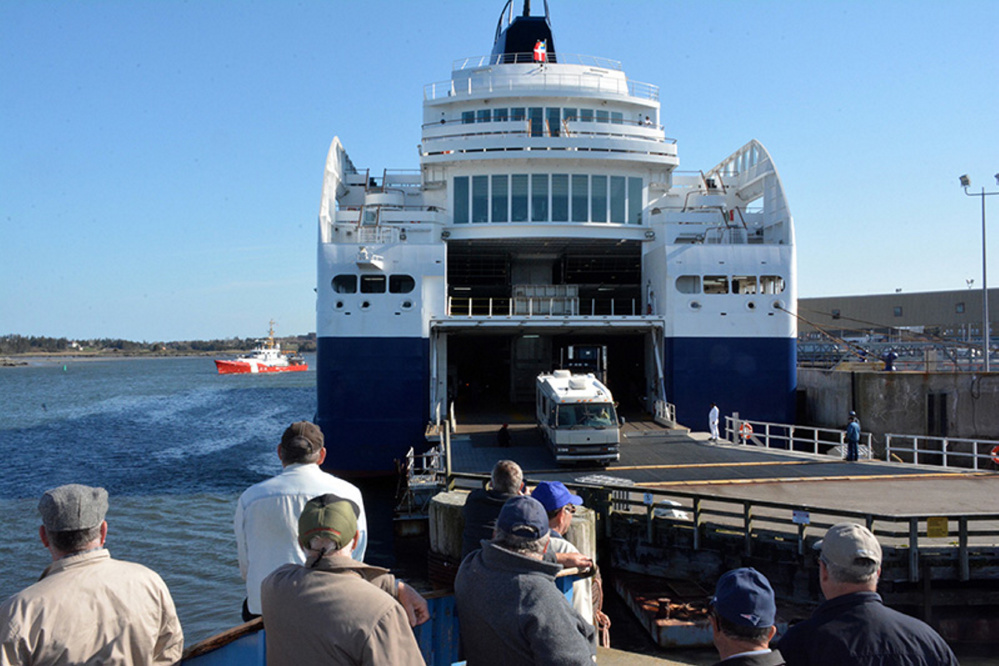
left=261, top=494, right=427, bottom=666
left=0, top=484, right=183, bottom=665
left=235, top=420, right=368, bottom=620
left=777, top=522, right=957, bottom=666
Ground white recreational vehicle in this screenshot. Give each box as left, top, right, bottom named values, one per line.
left=536, top=370, right=621, bottom=465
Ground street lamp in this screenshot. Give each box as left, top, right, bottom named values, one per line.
left=960, top=173, right=999, bottom=371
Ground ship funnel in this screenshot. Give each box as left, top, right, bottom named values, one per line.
left=491, top=0, right=556, bottom=63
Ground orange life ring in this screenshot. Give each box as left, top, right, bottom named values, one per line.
left=991, top=445, right=999, bottom=465
left=739, top=422, right=753, bottom=440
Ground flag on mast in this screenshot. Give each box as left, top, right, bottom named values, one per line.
left=533, top=40, right=547, bottom=63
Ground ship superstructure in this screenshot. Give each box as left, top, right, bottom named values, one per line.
left=316, top=0, right=796, bottom=474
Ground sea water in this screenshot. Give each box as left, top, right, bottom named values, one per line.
left=0, top=355, right=397, bottom=644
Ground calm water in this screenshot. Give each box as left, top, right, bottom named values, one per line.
left=0, top=355, right=397, bottom=645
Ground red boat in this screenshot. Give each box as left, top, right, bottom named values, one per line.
left=214, top=322, right=307, bottom=375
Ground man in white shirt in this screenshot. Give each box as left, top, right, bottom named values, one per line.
left=709, top=403, right=721, bottom=442
left=234, top=421, right=367, bottom=620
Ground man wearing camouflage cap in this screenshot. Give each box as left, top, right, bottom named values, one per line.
left=0, top=484, right=183, bottom=664
left=261, top=494, right=427, bottom=666
left=777, top=522, right=958, bottom=666
left=234, top=420, right=368, bottom=620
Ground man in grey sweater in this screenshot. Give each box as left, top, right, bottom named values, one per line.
left=454, top=495, right=596, bottom=665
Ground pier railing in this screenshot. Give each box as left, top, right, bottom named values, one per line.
left=722, top=415, right=873, bottom=460
left=885, top=433, right=999, bottom=470
left=584, top=481, right=999, bottom=585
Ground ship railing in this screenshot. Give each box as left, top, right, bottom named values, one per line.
left=425, top=63, right=658, bottom=102
left=885, top=434, right=999, bottom=471
left=589, top=480, right=999, bottom=584
left=446, top=296, right=647, bottom=317
left=421, top=118, right=674, bottom=145
left=653, top=399, right=676, bottom=425
left=722, top=414, right=874, bottom=460
left=453, top=52, right=625, bottom=71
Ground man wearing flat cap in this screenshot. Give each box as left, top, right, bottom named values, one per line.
left=235, top=420, right=368, bottom=620
left=260, top=494, right=427, bottom=666
left=709, top=567, right=784, bottom=665
left=777, top=522, right=958, bottom=666
left=454, top=495, right=596, bottom=665
left=0, top=484, right=183, bottom=665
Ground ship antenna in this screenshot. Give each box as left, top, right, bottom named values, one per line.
left=523, top=0, right=530, bottom=17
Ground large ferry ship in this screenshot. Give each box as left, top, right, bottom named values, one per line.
left=315, top=1, right=797, bottom=475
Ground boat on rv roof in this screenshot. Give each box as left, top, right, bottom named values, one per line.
left=314, top=0, right=797, bottom=475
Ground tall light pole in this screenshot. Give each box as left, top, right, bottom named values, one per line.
left=960, top=173, right=999, bottom=372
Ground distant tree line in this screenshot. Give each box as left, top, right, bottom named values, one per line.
left=0, top=334, right=316, bottom=355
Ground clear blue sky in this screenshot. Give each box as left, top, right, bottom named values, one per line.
left=2, top=1, right=997, bottom=341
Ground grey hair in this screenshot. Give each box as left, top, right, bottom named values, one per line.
left=48, top=526, right=102, bottom=554
left=491, top=460, right=523, bottom=495
left=822, top=556, right=879, bottom=585
left=493, top=528, right=549, bottom=557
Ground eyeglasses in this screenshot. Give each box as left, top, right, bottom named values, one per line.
left=564, top=504, right=576, bottom=514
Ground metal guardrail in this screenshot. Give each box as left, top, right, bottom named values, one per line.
left=653, top=399, right=675, bottom=425
left=886, top=433, right=999, bottom=470
left=580, top=482, right=999, bottom=585
left=722, top=415, right=873, bottom=459
left=446, top=296, right=646, bottom=318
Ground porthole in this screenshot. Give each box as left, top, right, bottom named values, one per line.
left=401, top=300, right=414, bottom=310
left=335, top=300, right=345, bottom=310
left=746, top=301, right=757, bottom=311
left=772, top=300, right=786, bottom=311
left=688, top=300, right=702, bottom=311
left=361, top=301, right=372, bottom=310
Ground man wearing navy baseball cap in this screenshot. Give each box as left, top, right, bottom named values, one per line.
left=709, top=567, right=784, bottom=665
left=454, top=495, right=596, bottom=665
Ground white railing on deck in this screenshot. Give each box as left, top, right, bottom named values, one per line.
left=654, top=400, right=676, bottom=425
left=447, top=296, right=644, bottom=318
left=886, top=434, right=999, bottom=470
left=722, top=415, right=873, bottom=460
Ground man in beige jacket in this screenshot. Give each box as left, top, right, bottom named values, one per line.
left=0, top=484, right=183, bottom=665
left=261, top=494, right=428, bottom=666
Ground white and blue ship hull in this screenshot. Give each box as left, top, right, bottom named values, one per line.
left=314, top=3, right=798, bottom=475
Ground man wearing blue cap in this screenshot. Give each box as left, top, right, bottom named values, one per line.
left=709, top=567, right=784, bottom=665
left=454, top=495, right=595, bottom=665
left=531, top=481, right=605, bottom=637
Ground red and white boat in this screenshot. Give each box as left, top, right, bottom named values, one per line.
left=214, top=323, right=307, bottom=375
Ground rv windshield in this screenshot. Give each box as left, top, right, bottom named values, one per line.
left=556, top=403, right=617, bottom=428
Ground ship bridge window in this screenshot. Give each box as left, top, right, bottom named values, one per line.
left=563, top=108, right=577, bottom=122
left=552, top=174, right=569, bottom=222
left=472, top=175, right=489, bottom=223
left=760, top=275, right=785, bottom=294
left=529, top=107, right=544, bottom=137
left=493, top=108, right=509, bottom=122
left=454, top=176, right=469, bottom=224
left=610, top=176, right=626, bottom=223
left=512, top=174, right=529, bottom=222
left=332, top=275, right=357, bottom=293
left=492, top=175, right=509, bottom=221
left=733, top=275, right=758, bottom=294
left=361, top=275, right=386, bottom=293
left=703, top=276, right=729, bottom=294
left=572, top=175, right=589, bottom=222
left=389, top=275, right=415, bottom=294
left=511, top=107, right=526, bottom=122
left=532, top=174, right=549, bottom=222
left=461, top=111, right=475, bottom=125
left=676, top=276, right=701, bottom=294
left=591, top=176, right=608, bottom=222
left=547, top=108, right=561, bottom=137
left=596, top=110, right=610, bottom=123
left=580, top=109, right=594, bottom=123
left=477, top=110, right=491, bottom=123
left=611, top=111, right=624, bottom=125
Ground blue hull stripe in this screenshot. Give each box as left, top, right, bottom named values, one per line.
left=665, top=337, right=797, bottom=428
left=316, top=337, right=429, bottom=475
